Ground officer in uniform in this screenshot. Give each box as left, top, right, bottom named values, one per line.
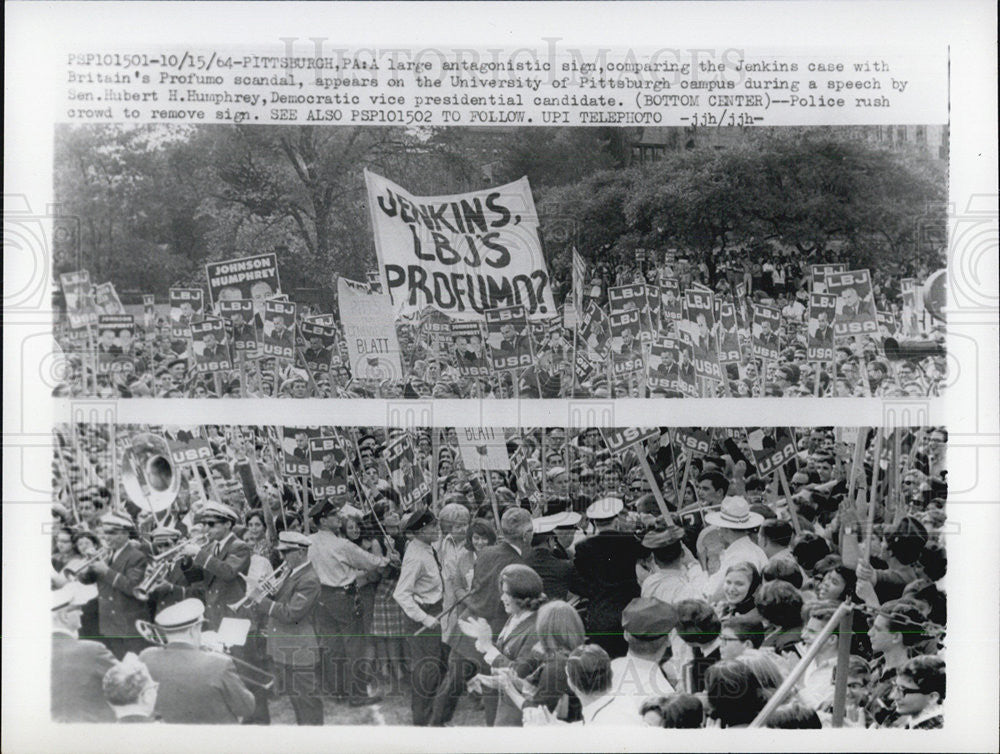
left=525, top=514, right=576, bottom=601
left=250, top=531, right=323, bottom=725
left=79, top=513, right=150, bottom=658
left=138, top=598, right=255, bottom=724
left=51, top=583, right=117, bottom=722
left=181, top=502, right=251, bottom=630
left=571, top=497, right=643, bottom=659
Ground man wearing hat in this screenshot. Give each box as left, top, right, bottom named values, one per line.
left=138, top=598, right=255, bottom=724
left=181, top=501, right=251, bottom=631
left=51, top=584, right=117, bottom=722
left=308, top=499, right=396, bottom=706
left=248, top=531, right=323, bottom=725
left=393, top=509, right=447, bottom=726
left=525, top=514, right=576, bottom=601
left=571, top=497, right=643, bottom=658
left=551, top=510, right=584, bottom=558
left=638, top=525, right=709, bottom=604
left=609, top=598, right=679, bottom=713
left=78, top=512, right=151, bottom=658
left=145, top=526, right=200, bottom=612
left=703, top=496, right=769, bottom=601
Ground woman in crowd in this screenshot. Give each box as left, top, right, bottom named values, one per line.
left=460, top=564, right=547, bottom=726
left=714, top=561, right=762, bottom=620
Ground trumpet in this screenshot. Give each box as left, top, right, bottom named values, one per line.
left=133, top=534, right=208, bottom=601
left=227, top=562, right=289, bottom=612
left=62, top=546, right=112, bottom=581
left=135, top=619, right=276, bottom=693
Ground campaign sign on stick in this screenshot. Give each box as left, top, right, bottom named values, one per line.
left=457, top=427, right=511, bottom=472
left=485, top=305, right=533, bottom=371
left=807, top=293, right=837, bottom=361
left=282, top=426, right=320, bottom=477
left=385, top=433, right=431, bottom=510
left=338, top=277, right=404, bottom=381
left=60, top=270, right=98, bottom=329
left=299, top=320, right=336, bottom=375
left=746, top=427, right=798, bottom=477
left=190, top=317, right=232, bottom=374
left=261, top=300, right=297, bottom=361
left=751, top=304, right=782, bottom=362
left=451, top=321, right=490, bottom=377
left=309, top=435, right=351, bottom=499
left=219, top=299, right=257, bottom=355
left=205, top=253, right=281, bottom=313
left=169, top=288, right=204, bottom=339
left=94, top=282, right=126, bottom=316
left=826, top=269, right=878, bottom=336
left=599, top=427, right=659, bottom=455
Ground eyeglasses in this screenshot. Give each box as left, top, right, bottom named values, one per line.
left=892, top=684, right=924, bottom=696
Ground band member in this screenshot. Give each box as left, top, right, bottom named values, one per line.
left=180, top=502, right=250, bottom=630
left=308, top=500, right=396, bottom=706
left=51, top=584, right=117, bottom=722
left=393, top=510, right=447, bottom=726
left=79, top=513, right=150, bottom=658
left=138, top=598, right=255, bottom=724
left=250, top=531, right=323, bottom=725
left=145, top=526, right=202, bottom=612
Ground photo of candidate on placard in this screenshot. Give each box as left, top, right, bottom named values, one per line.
left=206, top=252, right=281, bottom=317
left=169, top=287, right=204, bottom=339
left=807, top=292, right=838, bottom=361
left=299, top=320, right=336, bottom=376
left=93, top=282, right=125, bottom=316
left=717, top=300, right=742, bottom=364
left=385, top=432, right=430, bottom=511
left=260, top=299, right=296, bottom=361
left=752, top=303, right=782, bottom=362
left=309, top=434, right=351, bottom=500
left=827, top=269, right=879, bottom=336
left=485, top=305, right=532, bottom=371
left=609, top=308, right=644, bottom=377
left=646, top=336, right=681, bottom=395
left=190, top=317, right=232, bottom=374
left=219, top=299, right=257, bottom=356
left=59, top=270, right=97, bottom=329
left=451, top=321, right=490, bottom=378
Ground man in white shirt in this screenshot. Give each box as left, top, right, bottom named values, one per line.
left=638, top=526, right=708, bottom=603
left=569, top=645, right=643, bottom=726
left=703, top=497, right=768, bottom=601
left=394, top=509, right=446, bottom=726
left=609, top=599, right=678, bottom=714
left=795, top=601, right=842, bottom=710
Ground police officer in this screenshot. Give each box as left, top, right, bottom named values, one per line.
left=138, top=598, right=255, bottom=724
left=571, top=497, right=643, bottom=658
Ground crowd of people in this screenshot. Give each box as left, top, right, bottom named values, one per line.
left=51, top=423, right=947, bottom=728
left=53, top=245, right=946, bottom=400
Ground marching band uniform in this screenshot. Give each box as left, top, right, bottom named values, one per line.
left=139, top=599, right=255, bottom=724
left=189, top=502, right=251, bottom=630
left=78, top=513, right=150, bottom=659
left=255, top=532, right=323, bottom=725
left=51, top=586, right=116, bottom=723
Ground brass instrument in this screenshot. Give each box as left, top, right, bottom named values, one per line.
left=135, top=619, right=275, bottom=693
left=227, top=562, right=290, bottom=612
left=133, top=534, right=209, bottom=601
left=121, top=433, right=180, bottom=514
left=62, top=545, right=112, bottom=581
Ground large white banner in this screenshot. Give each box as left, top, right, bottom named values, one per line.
left=365, top=169, right=555, bottom=321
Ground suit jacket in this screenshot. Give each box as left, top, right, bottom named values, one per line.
left=139, top=643, right=255, bottom=724
left=525, top=546, right=574, bottom=601
left=489, top=611, right=543, bottom=727
left=80, top=541, right=150, bottom=637
left=571, top=531, right=642, bottom=643
left=192, top=534, right=251, bottom=630
left=51, top=632, right=116, bottom=722
left=452, top=542, right=526, bottom=666
left=257, top=562, right=320, bottom=667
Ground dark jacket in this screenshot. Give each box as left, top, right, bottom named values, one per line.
left=452, top=541, right=526, bottom=665
left=51, top=632, right=116, bottom=722
left=80, top=541, right=150, bottom=637
left=191, top=533, right=252, bottom=630
left=256, top=562, right=321, bottom=667
left=571, top=531, right=642, bottom=657
left=525, top=546, right=574, bottom=601
left=489, top=611, right=543, bottom=727
left=139, top=642, right=255, bottom=723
